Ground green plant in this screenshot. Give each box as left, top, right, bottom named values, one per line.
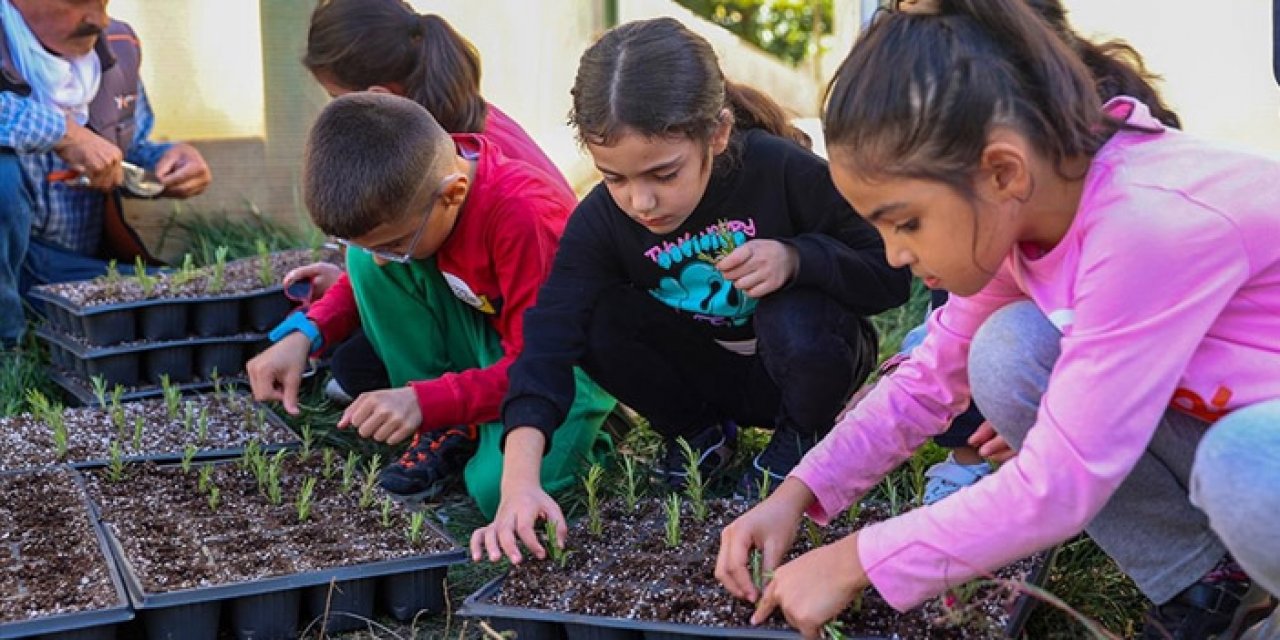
left=843, top=500, right=861, bottom=527
left=196, top=406, right=209, bottom=442
left=756, top=466, right=774, bottom=501
left=134, top=256, right=157, bottom=297
left=883, top=475, right=902, bottom=517
left=619, top=454, right=641, bottom=512
left=662, top=493, right=682, bottom=548
left=171, top=253, right=197, bottom=287
left=677, top=437, right=708, bottom=522
left=255, top=239, right=274, bottom=287
left=26, top=390, right=68, bottom=459
left=132, top=415, right=144, bottom=450
left=103, top=259, right=120, bottom=285
left=695, top=218, right=744, bottom=263
left=359, top=454, right=383, bottom=509
left=750, top=549, right=765, bottom=592
left=181, top=444, right=198, bottom=473
left=321, top=448, right=336, bottom=480
left=380, top=497, right=395, bottom=528
left=405, top=511, right=427, bottom=546
left=804, top=518, right=824, bottom=549
left=197, top=464, right=214, bottom=494
left=208, top=246, right=228, bottom=293
left=210, top=368, right=222, bottom=396
left=341, top=451, right=359, bottom=492
left=160, top=374, right=180, bottom=419
left=582, top=462, right=605, bottom=536
left=109, top=385, right=126, bottom=435
left=106, top=441, right=126, bottom=482
left=298, top=423, right=315, bottom=461
left=207, top=484, right=221, bottom=511
left=90, top=375, right=109, bottom=407
left=541, top=519, right=571, bottom=568
left=908, top=452, right=928, bottom=506
left=265, top=449, right=287, bottom=505
left=296, top=477, right=317, bottom=522
left=673, top=0, right=834, bottom=66
left=823, top=620, right=847, bottom=640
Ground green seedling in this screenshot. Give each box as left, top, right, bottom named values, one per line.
left=103, top=259, right=120, bottom=285
left=197, top=464, right=214, bottom=494
left=619, top=454, right=641, bottom=512
left=321, top=448, right=336, bottom=480
left=541, top=519, right=571, bottom=568
left=695, top=218, right=743, bottom=263
left=582, top=462, right=605, bottom=536
left=823, top=621, right=847, bottom=640
left=405, top=511, right=427, bottom=546
left=298, top=423, right=315, bottom=461
left=181, top=400, right=195, bottom=431
left=750, top=549, right=765, bottom=592
left=106, top=441, right=126, bottom=482
left=109, top=385, right=126, bottom=435
left=341, top=451, right=359, bottom=492
left=26, top=390, right=68, bottom=459
left=90, top=375, right=109, bottom=407
left=160, top=374, right=180, bottom=419
left=756, top=467, right=774, bottom=502
left=196, top=407, right=209, bottom=443
left=296, top=477, right=317, bottom=522
left=132, top=415, right=145, bottom=450
left=843, top=500, right=862, bottom=527
left=380, top=497, right=395, bottom=528
left=359, top=454, right=383, bottom=509
left=884, top=476, right=902, bottom=517
left=677, top=437, right=708, bottom=522
left=908, top=453, right=928, bottom=506
left=255, top=239, right=274, bottom=287
left=207, top=484, right=221, bottom=511
left=804, top=519, right=824, bottom=550
left=265, top=449, right=287, bottom=505
left=134, top=256, right=156, bottom=297
left=208, top=246, right=228, bottom=293
left=210, top=368, right=222, bottom=396
left=172, top=253, right=197, bottom=287
left=662, top=493, right=682, bottom=548
left=180, top=444, right=198, bottom=473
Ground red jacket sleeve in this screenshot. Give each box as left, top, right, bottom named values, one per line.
left=304, top=273, right=361, bottom=352
left=409, top=195, right=565, bottom=430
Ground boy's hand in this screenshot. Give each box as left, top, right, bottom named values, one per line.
left=471, top=483, right=566, bottom=565
left=284, top=262, right=344, bottom=298
left=246, top=332, right=310, bottom=415
left=751, top=532, right=870, bottom=638
left=337, top=387, right=421, bottom=445
left=717, top=239, right=799, bottom=299
left=716, top=477, right=813, bottom=602
left=968, top=421, right=1016, bottom=463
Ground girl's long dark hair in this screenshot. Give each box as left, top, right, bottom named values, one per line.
left=304, top=0, right=487, bottom=133
left=569, top=17, right=809, bottom=152
left=825, top=0, right=1111, bottom=196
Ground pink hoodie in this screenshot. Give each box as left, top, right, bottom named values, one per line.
left=791, top=98, right=1280, bottom=609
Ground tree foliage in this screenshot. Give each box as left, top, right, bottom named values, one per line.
left=675, top=0, right=834, bottom=65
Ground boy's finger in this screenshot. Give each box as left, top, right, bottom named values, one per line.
left=751, top=585, right=779, bottom=625
left=469, top=528, right=485, bottom=561
left=281, top=371, right=301, bottom=415
left=498, top=524, right=525, bottom=564
left=483, top=526, right=504, bottom=563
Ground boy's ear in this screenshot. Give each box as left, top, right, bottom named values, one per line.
left=440, top=172, right=470, bottom=207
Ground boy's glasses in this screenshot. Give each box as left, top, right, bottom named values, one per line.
left=335, top=173, right=463, bottom=264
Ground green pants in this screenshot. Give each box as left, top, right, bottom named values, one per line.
left=347, top=251, right=615, bottom=518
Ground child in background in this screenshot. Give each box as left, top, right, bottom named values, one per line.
left=717, top=1, right=1280, bottom=638
left=471, top=17, right=909, bottom=565
left=282, top=0, right=577, bottom=407
left=247, top=93, right=614, bottom=518
left=888, top=0, right=1185, bottom=506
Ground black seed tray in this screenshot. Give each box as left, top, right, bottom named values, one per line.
left=29, top=286, right=293, bottom=347
left=37, top=326, right=269, bottom=388
left=0, top=469, right=134, bottom=640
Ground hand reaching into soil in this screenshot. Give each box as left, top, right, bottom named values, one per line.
left=716, top=477, right=813, bottom=602
left=337, top=388, right=421, bottom=445
left=246, top=332, right=310, bottom=414
left=284, top=262, right=344, bottom=298
left=750, top=532, right=870, bottom=639
left=967, top=421, right=1016, bottom=463
left=716, top=239, right=800, bottom=299
left=471, top=482, right=567, bottom=565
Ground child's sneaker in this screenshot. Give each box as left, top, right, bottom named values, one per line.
left=1140, top=558, right=1274, bottom=640
left=922, top=453, right=993, bottom=505
left=377, top=425, right=478, bottom=501
left=653, top=422, right=736, bottom=491
left=736, top=426, right=822, bottom=500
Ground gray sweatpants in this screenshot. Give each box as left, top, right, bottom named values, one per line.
left=968, top=301, right=1280, bottom=604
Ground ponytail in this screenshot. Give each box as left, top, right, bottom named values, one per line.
left=405, top=14, right=487, bottom=133
left=725, top=82, right=812, bottom=150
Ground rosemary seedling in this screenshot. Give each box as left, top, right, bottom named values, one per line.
left=134, top=256, right=156, bottom=297
left=359, top=454, right=382, bottom=509
left=210, top=367, right=222, bottom=396
left=883, top=475, right=902, bottom=517
left=255, top=239, right=274, bottom=287
left=405, top=511, right=427, bottom=545
left=750, top=549, right=766, bottom=591
left=172, top=253, right=197, bottom=287
left=197, top=465, right=214, bottom=494
left=180, top=444, right=198, bottom=473
left=106, top=441, right=125, bottom=482
left=677, top=437, right=708, bottom=522
left=207, top=484, right=221, bottom=511
left=160, top=374, right=180, bottom=419
left=321, top=448, right=336, bottom=480
left=619, top=454, right=641, bottom=512
left=27, top=390, right=68, bottom=459
left=265, top=449, right=287, bottom=505
left=823, top=621, right=847, bottom=640
left=756, top=467, right=774, bottom=502
left=196, top=406, right=209, bottom=443
left=103, top=259, right=120, bottom=285
left=804, top=519, right=824, bottom=549
left=132, top=415, right=145, bottom=450
left=109, top=385, right=126, bottom=435
left=298, top=423, right=315, bottom=461
left=341, top=451, right=359, bottom=492
left=208, top=246, right=228, bottom=293
left=380, top=497, right=394, bottom=528
left=662, top=493, right=682, bottom=548
left=90, top=375, right=109, bottom=407
left=296, top=477, right=317, bottom=522
left=541, top=519, right=570, bottom=567
left=582, top=463, right=605, bottom=536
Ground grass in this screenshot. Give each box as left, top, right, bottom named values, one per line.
left=1, top=209, right=1152, bottom=638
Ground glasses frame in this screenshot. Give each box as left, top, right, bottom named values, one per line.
left=335, top=172, right=464, bottom=264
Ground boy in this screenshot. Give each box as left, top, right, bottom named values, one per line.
left=247, top=93, right=614, bottom=517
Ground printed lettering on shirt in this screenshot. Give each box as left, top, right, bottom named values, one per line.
left=1170, top=385, right=1233, bottom=423
left=114, top=94, right=137, bottom=111
left=645, top=218, right=758, bottom=327
left=442, top=271, right=497, bottom=315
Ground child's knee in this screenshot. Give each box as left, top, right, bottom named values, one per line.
left=756, top=288, right=871, bottom=366
left=1191, top=405, right=1279, bottom=514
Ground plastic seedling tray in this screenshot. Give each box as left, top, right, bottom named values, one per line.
left=0, top=470, right=133, bottom=640
left=37, top=326, right=268, bottom=388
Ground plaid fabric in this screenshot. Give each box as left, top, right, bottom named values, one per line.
left=2, top=81, right=170, bottom=255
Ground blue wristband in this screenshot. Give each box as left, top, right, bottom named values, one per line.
left=268, top=311, right=323, bottom=354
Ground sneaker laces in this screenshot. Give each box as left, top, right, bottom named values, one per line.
left=397, top=425, right=478, bottom=470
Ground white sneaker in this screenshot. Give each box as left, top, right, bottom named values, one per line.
left=323, top=378, right=353, bottom=405
left=922, top=453, right=993, bottom=505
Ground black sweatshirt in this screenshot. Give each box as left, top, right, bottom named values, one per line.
left=502, top=129, right=911, bottom=442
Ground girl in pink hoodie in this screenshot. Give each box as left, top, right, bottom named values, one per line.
left=716, top=1, right=1280, bottom=638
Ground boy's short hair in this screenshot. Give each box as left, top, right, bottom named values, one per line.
left=303, top=92, right=457, bottom=239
